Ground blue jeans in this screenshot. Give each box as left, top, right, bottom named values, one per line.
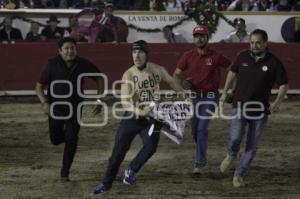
left=191, top=92, right=219, bottom=166
left=227, top=108, right=268, bottom=176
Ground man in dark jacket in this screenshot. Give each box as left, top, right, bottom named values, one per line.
left=0, top=16, right=23, bottom=42
left=41, top=15, right=64, bottom=40
left=35, top=37, right=104, bottom=182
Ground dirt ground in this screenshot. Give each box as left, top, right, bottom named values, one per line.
left=0, top=99, right=299, bottom=199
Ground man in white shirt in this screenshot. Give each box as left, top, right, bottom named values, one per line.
left=162, top=25, right=188, bottom=43
left=222, top=18, right=250, bottom=43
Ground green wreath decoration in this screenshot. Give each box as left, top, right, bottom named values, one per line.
left=193, top=2, right=234, bottom=36
left=1, top=5, right=234, bottom=36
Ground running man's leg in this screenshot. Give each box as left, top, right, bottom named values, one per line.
left=128, top=121, right=161, bottom=173
left=60, top=116, right=80, bottom=178
left=193, top=93, right=218, bottom=166
left=228, top=108, right=247, bottom=158
left=234, top=116, right=268, bottom=176
left=220, top=108, right=247, bottom=173
left=48, top=116, right=65, bottom=145
left=101, top=116, right=142, bottom=189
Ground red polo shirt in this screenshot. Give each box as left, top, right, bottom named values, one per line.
left=176, top=48, right=231, bottom=92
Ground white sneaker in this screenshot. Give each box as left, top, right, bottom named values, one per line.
left=233, top=175, right=245, bottom=188
left=220, top=154, right=234, bottom=173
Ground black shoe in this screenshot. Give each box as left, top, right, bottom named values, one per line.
left=60, top=176, right=70, bottom=183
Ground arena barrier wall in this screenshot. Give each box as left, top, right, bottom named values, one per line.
left=0, top=43, right=299, bottom=95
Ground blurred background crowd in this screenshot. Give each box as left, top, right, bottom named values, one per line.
left=0, top=0, right=300, bottom=43
left=0, top=0, right=299, bottom=12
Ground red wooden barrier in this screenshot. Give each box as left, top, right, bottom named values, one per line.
left=0, top=43, right=299, bottom=91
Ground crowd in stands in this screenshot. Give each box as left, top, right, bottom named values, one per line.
left=0, top=1, right=300, bottom=43
left=0, top=0, right=300, bottom=11
left=1, top=14, right=299, bottom=43
left=0, top=2, right=129, bottom=43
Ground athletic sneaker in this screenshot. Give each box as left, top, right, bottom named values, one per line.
left=91, top=184, right=109, bottom=195
left=193, top=164, right=203, bottom=174
left=123, top=169, right=135, bottom=185
left=233, top=175, right=245, bottom=188
left=220, top=154, right=234, bottom=173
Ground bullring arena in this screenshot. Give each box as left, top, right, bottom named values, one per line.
left=1, top=9, right=300, bottom=199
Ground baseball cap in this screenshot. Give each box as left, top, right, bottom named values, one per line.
left=193, top=25, right=209, bottom=35
left=234, top=18, right=246, bottom=25
left=132, top=40, right=149, bottom=54
left=105, top=2, right=114, bottom=9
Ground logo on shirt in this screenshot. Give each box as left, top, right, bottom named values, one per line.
left=241, top=62, right=249, bottom=67
left=262, top=65, right=268, bottom=72
left=205, top=58, right=213, bottom=66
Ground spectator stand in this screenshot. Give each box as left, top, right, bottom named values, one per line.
left=0, top=9, right=300, bottom=42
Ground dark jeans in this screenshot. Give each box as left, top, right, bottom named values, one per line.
left=48, top=112, right=80, bottom=178
left=102, top=113, right=161, bottom=188
left=191, top=92, right=219, bottom=166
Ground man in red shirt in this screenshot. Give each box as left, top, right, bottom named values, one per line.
left=173, top=25, right=231, bottom=174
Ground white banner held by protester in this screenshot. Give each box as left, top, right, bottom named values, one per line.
left=149, top=101, right=193, bottom=144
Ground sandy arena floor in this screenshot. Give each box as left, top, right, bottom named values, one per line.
left=0, top=100, right=299, bottom=199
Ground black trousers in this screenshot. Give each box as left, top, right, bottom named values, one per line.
left=48, top=113, right=80, bottom=177
left=102, top=113, right=162, bottom=188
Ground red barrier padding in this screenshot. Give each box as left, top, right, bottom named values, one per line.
left=0, top=43, right=298, bottom=90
